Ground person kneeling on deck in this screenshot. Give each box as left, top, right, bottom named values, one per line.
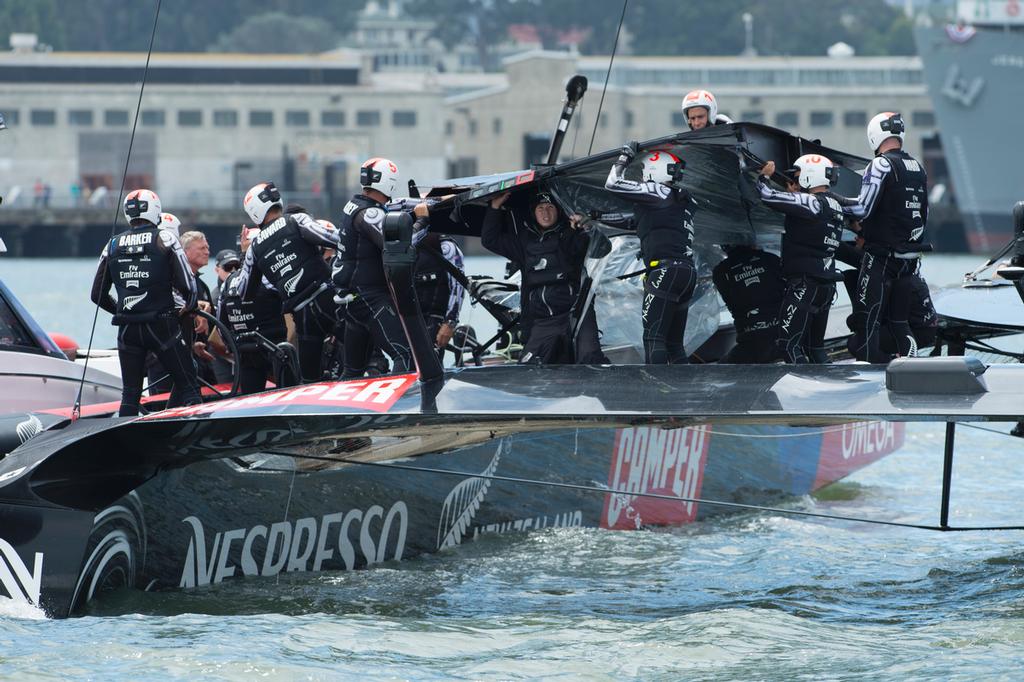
left=90, top=189, right=201, bottom=416
left=235, top=182, right=340, bottom=383
left=713, top=244, right=785, bottom=363
left=756, top=156, right=845, bottom=364
left=681, top=89, right=733, bottom=131
left=605, top=143, right=697, bottom=364
left=333, top=157, right=424, bottom=378
left=482, top=191, right=598, bottom=364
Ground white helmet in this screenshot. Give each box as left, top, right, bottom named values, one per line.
left=681, top=89, right=718, bottom=126
left=360, top=157, right=400, bottom=199
left=316, top=218, right=336, bottom=232
left=642, top=150, right=685, bottom=185
left=243, top=181, right=283, bottom=225
left=159, top=212, right=181, bottom=235
left=123, top=189, right=162, bottom=225
left=867, top=112, right=905, bottom=152
left=789, top=154, right=837, bottom=190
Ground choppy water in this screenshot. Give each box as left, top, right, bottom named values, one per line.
left=2, top=255, right=1024, bottom=680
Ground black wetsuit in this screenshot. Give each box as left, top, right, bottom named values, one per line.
left=838, top=242, right=937, bottom=358
left=414, top=232, right=465, bottom=362
left=91, top=224, right=201, bottom=416
left=712, top=246, right=785, bottom=364
left=148, top=274, right=214, bottom=397
left=217, top=269, right=295, bottom=394
left=481, top=207, right=593, bottom=364
left=605, top=159, right=697, bottom=364
left=843, top=149, right=929, bottom=362
left=332, top=194, right=416, bottom=377
left=757, top=178, right=845, bottom=364
left=235, top=211, right=340, bottom=382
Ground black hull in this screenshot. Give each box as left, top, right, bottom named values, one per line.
left=5, top=419, right=903, bottom=616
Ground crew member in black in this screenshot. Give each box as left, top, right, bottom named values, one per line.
left=414, top=232, right=465, bottom=361
left=605, top=143, right=697, bottom=364
left=756, top=156, right=845, bottom=364
left=836, top=241, right=937, bottom=359
left=843, top=112, right=929, bottom=362
left=217, top=226, right=295, bottom=394
left=712, top=244, right=785, bottom=363
left=482, top=191, right=597, bottom=364
left=333, top=157, right=420, bottom=377
left=90, top=189, right=201, bottom=416
left=234, top=181, right=340, bottom=382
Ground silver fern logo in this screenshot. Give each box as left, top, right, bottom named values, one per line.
left=283, top=269, right=304, bottom=295
left=15, top=415, right=42, bottom=444
left=122, top=292, right=149, bottom=310
left=436, top=441, right=505, bottom=550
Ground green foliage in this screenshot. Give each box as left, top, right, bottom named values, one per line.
left=208, top=13, right=340, bottom=53
left=0, top=0, right=366, bottom=52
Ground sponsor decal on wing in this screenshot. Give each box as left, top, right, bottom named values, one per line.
left=813, top=421, right=905, bottom=489
left=0, top=538, right=43, bottom=606
left=602, top=426, right=710, bottom=530
left=140, top=373, right=418, bottom=419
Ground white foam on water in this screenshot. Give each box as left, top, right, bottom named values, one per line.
left=0, top=595, right=48, bottom=620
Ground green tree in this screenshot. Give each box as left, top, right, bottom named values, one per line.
left=208, top=13, right=340, bottom=53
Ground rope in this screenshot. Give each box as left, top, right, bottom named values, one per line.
left=72, top=0, right=163, bottom=421
left=261, top=449, right=1024, bottom=533
left=587, top=0, right=629, bottom=155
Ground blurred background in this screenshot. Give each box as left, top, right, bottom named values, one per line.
left=0, top=0, right=1018, bottom=256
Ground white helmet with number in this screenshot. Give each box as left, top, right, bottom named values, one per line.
left=866, top=111, right=905, bottom=152
left=159, top=212, right=181, bottom=235
left=790, top=154, right=837, bottom=190
left=123, top=189, right=162, bottom=226
left=242, top=181, right=283, bottom=225
left=642, top=150, right=685, bottom=185
left=681, top=89, right=718, bottom=125
left=360, top=157, right=400, bottom=199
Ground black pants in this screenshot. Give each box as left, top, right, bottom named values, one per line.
left=294, top=289, right=338, bottom=383
left=776, top=276, right=834, bottom=364
left=339, top=287, right=412, bottom=378
left=237, top=336, right=300, bottom=395
left=722, top=328, right=778, bottom=364
left=853, top=251, right=919, bottom=363
left=520, top=312, right=574, bottom=365
left=642, top=262, right=696, bottom=364
left=575, top=304, right=609, bottom=364
left=117, top=317, right=201, bottom=417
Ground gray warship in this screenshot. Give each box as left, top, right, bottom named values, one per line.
left=915, top=0, right=1024, bottom=252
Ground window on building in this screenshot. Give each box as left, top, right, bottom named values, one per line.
left=775, top=111, right=799, bottom=127
left=741, top=110, right=764, bottom=123
left=843, top=111, right=867, bottom=127
left=810, top=111, right=834, bottom=127
left=445, top=120, right=454, bottom=136
left=321, top=110, right=345, bottom=127
left=213, top=110, right=238, bottom=127
left=2, top=110, right=19, bottom=126
left=493, top=117, right=502, bottom=135
left=31, top=109, right=56, bottom=126
left=104, top=109, right=129, bottom=126
left=68, top=109, right=93, bottom=126
left=625, top=110, right=635, bottom=127
left=671, top=111, right=686, bottom=128
left=356, top=110, right=381, bottom=127
left=599, top=112, right=609, bottom=129
left=286, top=110, right=310, bottom=127
left=392, top=110, right=417, bottom=127
left=912, top=111, right=936, bottom=127
left=468, top=118, right=478, bottom=136
left=178, top=110, right=202, bottom=127
left=250, top=110, right=274, bottom=127
left=141, top=110, right=165, bottom=127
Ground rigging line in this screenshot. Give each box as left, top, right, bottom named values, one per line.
left=71, top=0, right=164, bottom=422
left=961, top=422, right=1021, bottom=438
left=587, top=0, right=629, bottom=155
left=263, top=449, right=1024, bottom=533
left=277, top=467, right=298, bottom=586
left=569, top=98, right=584, bottom=161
